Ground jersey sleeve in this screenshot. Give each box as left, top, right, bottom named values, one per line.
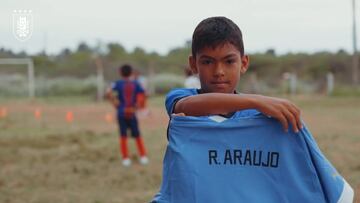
left=165, top=88, right=197, bottom=116
left=300, top=124, right=354, bottom=202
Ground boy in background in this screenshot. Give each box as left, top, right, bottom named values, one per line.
left=106, top=64, right=148, bottom=167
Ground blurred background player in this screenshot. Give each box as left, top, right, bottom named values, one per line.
left=106, top=64, right=149, bottom=167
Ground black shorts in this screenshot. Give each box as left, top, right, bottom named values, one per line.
left=117, top=116, right=140, bottom=137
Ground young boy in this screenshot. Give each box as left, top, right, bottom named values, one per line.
left=167, top=16, right=302, bottom=132
left=106, top=64, right=148, bottom=166
left=152, top=16, right=355, bottom=203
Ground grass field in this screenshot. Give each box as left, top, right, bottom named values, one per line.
left=0, top=95, right=359, bottom=203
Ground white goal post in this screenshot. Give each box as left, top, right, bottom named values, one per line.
left=0, top=58, right=35, bottom=98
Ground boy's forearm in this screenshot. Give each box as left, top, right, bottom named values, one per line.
left=174, top=93, right=260, bottom=116
left=174, top=93, right=303, bottom=133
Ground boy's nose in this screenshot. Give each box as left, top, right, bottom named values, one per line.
left=213, top=63, right=225, bottom=77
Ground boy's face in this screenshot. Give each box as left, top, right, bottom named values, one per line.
left=189, top=42, right=249, bottom=93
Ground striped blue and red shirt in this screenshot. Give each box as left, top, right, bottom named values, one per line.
left=111, top=79, right=144, bottom=118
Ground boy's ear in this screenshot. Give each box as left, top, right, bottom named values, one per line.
left=240, top=55, right=250, bottom=74
left=189, top=55, right=198, bottom=74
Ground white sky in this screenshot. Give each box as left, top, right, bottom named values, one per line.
left=0, top=0, right=358, bottom=55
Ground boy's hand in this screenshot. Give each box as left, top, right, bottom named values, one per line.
left=111, top=98, right=120, bottom=108
left=106, top=88, right=120, bottom=108
left=254, top=95, right=302, bottom=133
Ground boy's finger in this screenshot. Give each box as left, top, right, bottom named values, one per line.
left=283, top=108, right=298, bottom=133
left=298, top=113, right=303, bottom=130
left=290, top=104, right=303, bottom=129
left=296, top=114, right=302, bottom=131
left=277, top=114, right=288, bottom=133
left=287, top=107, right=301, bottom=133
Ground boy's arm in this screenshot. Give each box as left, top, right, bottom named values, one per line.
left=135, top=82, right=146, bottom=109
left=105, top=87, right=119, bottom=108
left=174, top=93, right=302, bottom=133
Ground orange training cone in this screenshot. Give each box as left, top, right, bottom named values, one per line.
left=66, top=111, right=74, bottom=123
left=105, top=113, right=113, bottom=123
left=34, top=108, right=42, bottom=120
left=0, top=107, right=8, bottom=118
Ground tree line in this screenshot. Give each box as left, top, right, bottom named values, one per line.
left=0, top=41, right=355, bottom=86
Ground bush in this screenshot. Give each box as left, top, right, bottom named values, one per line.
left=0, top=74, right=98, bottom=97
left=149, top=73, right=185, bottom=94
left=0, top=74, right=28, bottom=96
left=36, top=76, right=97, bottom=96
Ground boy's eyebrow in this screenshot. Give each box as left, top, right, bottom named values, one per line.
left=199, top=55, right=215, bottom=60
left=222, top=53, right=238, bottom=60
left=198, top=53, right=239, bottom=60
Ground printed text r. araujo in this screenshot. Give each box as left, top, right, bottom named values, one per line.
left=208, top=149, right=279, bottom=168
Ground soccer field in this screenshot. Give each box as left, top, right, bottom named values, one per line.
left=0, top=96, right=359, bottom=203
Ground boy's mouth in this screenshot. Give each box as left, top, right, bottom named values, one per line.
left=210, top=81, right=230, bottom=88
left=211, top=81, right=230, bottom=84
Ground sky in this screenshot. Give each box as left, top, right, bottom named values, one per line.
left=0, top=0, right=358, bottom=55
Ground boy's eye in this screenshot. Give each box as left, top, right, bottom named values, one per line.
left=226, top=59, right=235, bottom=64
left=201, top=60, right=213, bottom=65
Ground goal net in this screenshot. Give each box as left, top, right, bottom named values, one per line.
left=0, top=58, right=35, bottom=98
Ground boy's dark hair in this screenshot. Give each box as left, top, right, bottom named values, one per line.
left=119, top=64, right=132, bottom=77
left=192, top=16, right=244, bottom=57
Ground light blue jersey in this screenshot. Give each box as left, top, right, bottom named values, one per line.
left=152, top=88, right=353, bottom=203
